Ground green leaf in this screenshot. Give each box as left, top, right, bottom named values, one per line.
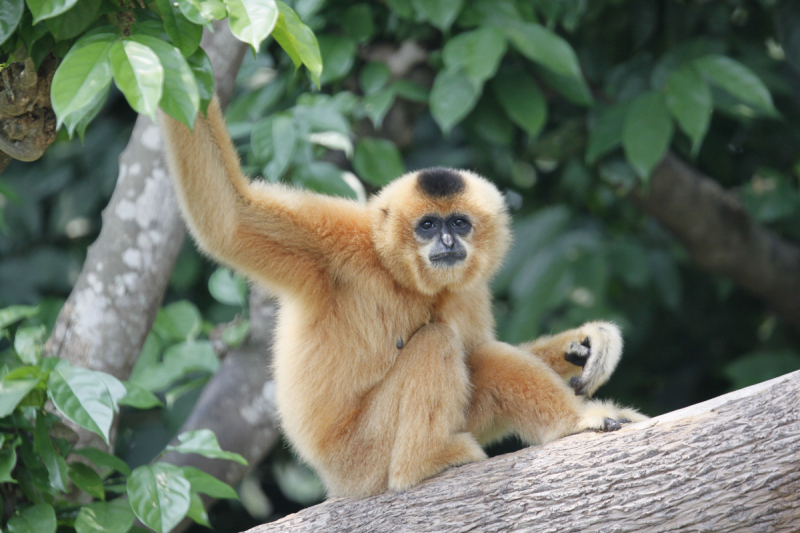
left=73, top=447, right=132, bottom=476
left=47, top=360, right=114, bottom=445
left=265, top=113, right=296, bottom=180
left=25, top=0, right=77, bottom=23
left=359, top=62, right=391, bottom=94
left=119, top=382, right=164, bottom=409
left=130, top=340, right=219, bottom=392
left=537, top=67, right=593, bottom=107
left=271, top=1, right=322, bottom=86
left=622, top=91, right=674, bottom=180
left=0, top=448, right=17, bottom=483
left=130, top=35, right=200, bottom=129
left=411, top=0, right=463, bottom=30
left=181, top=466, right=238, bottom=499
left=208, top=268, right=248, bottom=306
left=774, top=1, right=800, bottom=74
left=391, top=79, right=428, bottom=103
left=6, top=504, right=56, bottom=533
left=293, top=162, right=359, bottom=200
left=167, top=429, right=248, bottom=465
left=96, top=371, right=127, bottom=411
left=44, top=0, right=102, bottom=41
left=0, top=377, right=39, bottom=418
left=317, top=35, right=356, bottom=85
left=225, top=0, right=278, bottom=51
left=648, top=250, right=681, bottom=311
left=127, top=463, right=191, bottom=533
left=187, top=48, right=214, bottom=114
left=222, top=320, right=250, bottom=348
left=69, top=463, right=105, bottom=500
left=110, top=40, right=164, bottom=121
left=341, top=4, right=374, bottom=44
left=33, top=415, right=69, bottom=492
left=506, top=22, right=583, bottom=80
left=492, top=69, right=547, bottom=138
left=13, top=326, right=46, bottom=365
left=0, top=0, right=24, bottom=46
left=51, top=39, right=115, bottom=134
left=0, top=305, right=38, bottom=330
left=362, top=88, right=395, bottom=128
left=586, top=103, right=628, bottom=164
left=430, top=68, right=480, bottom=134
left=153, top=301, right=203, bottom=342
left=187, top=492, right=210, bottom=527
left=665, top=65, right=712, bottom=156
left=443, top=26, right=506, bottom=86
left=353, top=138, right=405, bottom=187
left=75, top=499, right=136, bottom=533
left=693, top=55, right=777, bottom=116
left=154, top=0, right=202, bottom=57
left=178, top=0, right=226, bottom=27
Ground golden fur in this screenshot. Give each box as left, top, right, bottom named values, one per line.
left=161, top=98, right=647, bottom=498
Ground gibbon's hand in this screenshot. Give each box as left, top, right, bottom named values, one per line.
left=563, top=322, right=623, bottom=397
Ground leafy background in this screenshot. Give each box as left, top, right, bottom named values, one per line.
left=2, top=0, right=800, bottom=531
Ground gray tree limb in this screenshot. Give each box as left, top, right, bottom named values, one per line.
left=633, top=153, right=800, bottom=331
left=244, top=369, right=800, bottom=533
left=163, top=287, right=281, bottom=533
left=44, top=23, right=248, bottom=451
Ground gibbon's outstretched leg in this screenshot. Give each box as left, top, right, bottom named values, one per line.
left=466, top=341, right=645, bottom=447
left=376, top=323, right=486, bottom=491
left=519, top=321, right=623, bottom=396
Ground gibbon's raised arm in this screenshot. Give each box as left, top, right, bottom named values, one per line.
left=161, top=98, right=371, bottom=294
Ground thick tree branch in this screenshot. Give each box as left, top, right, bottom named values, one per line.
left=245, top=370, right=800, bottom=533
left=632, top=153, right=800, bottom=331
left=44, top=23, right=247, bottom=451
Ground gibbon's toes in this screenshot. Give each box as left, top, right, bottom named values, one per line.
left=602, top=417, right=622, bottom=431
left=571, top=322, right=623, bottom=397
left=564, top=338, right=590, bottom=367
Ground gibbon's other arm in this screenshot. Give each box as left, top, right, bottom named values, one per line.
left=161, top=99, right=371, bottom=294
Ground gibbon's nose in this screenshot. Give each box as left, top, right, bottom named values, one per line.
left=442, top=232, right=454, bottom=248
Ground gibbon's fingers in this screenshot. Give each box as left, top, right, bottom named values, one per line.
left=566, top=321, right=623, bottom=396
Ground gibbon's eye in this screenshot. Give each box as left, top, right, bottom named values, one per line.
left=452, top=218, right=467, bottom=228
left=421, top=220, right=435, bottom=230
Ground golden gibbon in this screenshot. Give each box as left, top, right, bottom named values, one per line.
left=161, top=98, right=646, bottom=498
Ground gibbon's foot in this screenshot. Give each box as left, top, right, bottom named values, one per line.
left=564, top=322, right=623, bottom=396
left=574, top=399, right=647, bottom=435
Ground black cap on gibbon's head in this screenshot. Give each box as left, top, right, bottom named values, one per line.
left=416, top=167, right=466, bottom=198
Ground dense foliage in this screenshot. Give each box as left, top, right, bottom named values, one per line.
left=2, top=0, right=800, bottom=531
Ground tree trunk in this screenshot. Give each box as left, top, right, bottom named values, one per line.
left=43, top=22, right=247, bottom=451
left=245, top=370, right=800, bottom=533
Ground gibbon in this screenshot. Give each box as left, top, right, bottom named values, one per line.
left=161, top=98, right=646, bottom=498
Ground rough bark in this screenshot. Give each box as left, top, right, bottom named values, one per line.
left=163, top=287, right=281, bottom=533
left=633, top=153, right=800, bottom=331
left=43, top=23, right=248, bottom=450
left=245, top=370, right=800, bottom=533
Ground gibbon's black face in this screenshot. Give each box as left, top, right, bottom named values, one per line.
left=415, top=214, right=472, bottom=267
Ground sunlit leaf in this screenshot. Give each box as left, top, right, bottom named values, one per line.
left=0, top=0, right=25, bottom=46
left=118, top=382, right=164, bottom=409
left=443, top=26, right=506, bottom=86
left=26, top=0, right=77, bottom=23
left=47, top=360, right=114, bottom=444
left=130, top=35, right=200, bottom=129
left=0, top=305, right=39, bottom=330
left=14, top=325, right=46, bottom=365
left=0, top=376, right=39, bottom=418
left=208, top=268, right=248, bottom=306
left=271, top=1, right=322, bottom=86
left=187, top=492, right=210, bottom=527
left=110, top=40, right=164, bottom=120
left=225, top=0, right=278, bottom=51
left=152, top=301, right=203, bottom=342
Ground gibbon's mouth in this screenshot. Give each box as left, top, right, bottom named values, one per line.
left=429, top=251, right=467, bottom=266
